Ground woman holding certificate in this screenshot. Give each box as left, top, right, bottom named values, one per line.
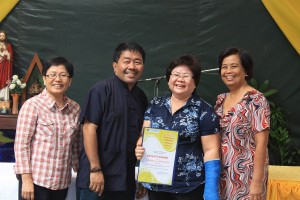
left=135, top=55, right=221, bottom=200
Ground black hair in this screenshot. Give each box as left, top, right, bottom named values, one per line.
left=113, top=42, right=145, bottom=63
left=42, top=57, right=74, bottom=78
left=218, top=47, right=253, bottom=80
left=166, top=54, right=202, bottom=94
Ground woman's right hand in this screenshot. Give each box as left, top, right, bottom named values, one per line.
left=21, top=174, right=34, bottom=200
left=135, top=136, right=145, bottom=160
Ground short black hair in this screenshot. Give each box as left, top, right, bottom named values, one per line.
left=218, top=47, right=253, bottom=80
left=166, top=54, right=202, bottom=94
left=42, top=57, right=74, bottom=78
left=113, top=42, right=145, bottom=63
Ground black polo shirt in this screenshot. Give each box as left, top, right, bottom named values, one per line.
left=76, top=75, right=148, bottom=191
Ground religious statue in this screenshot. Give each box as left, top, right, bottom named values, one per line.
left=0, top=31, right=13, bottom=101
left=28, top=79, right=43, bottom=98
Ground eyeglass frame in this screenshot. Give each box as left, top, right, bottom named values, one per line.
left=45, top=73, right=70, bottom=80
left=170, top=73, right=194, bottom=80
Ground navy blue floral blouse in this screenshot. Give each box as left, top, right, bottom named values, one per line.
left=142, top=94, right=219, bottom=193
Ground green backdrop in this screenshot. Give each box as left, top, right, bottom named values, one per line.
left=1, top=0, right=299, bottom=143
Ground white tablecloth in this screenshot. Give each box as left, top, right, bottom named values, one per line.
left=0, top=162, right=76, bottom=200
left=0, top=163, right=148, bottom=200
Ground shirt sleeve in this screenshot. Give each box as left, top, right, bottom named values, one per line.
left=14, top=100, right=38, bottom=174
left=71, top=104, right=81, bottom=172
left=250, top=94, right=270, bottom=134
left=199, top=101, right=220, bottom=136
left=144, top=98, right=156, bottom=121
left=71, top=125, right=81, bottom=172
left=80, top=83, right=105, bottom=125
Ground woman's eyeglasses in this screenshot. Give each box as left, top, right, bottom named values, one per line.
left=45, top=73, right=70, bottom=80
left=170, top=73, right=193, bottom=80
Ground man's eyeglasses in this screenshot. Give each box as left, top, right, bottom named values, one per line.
left=170, top=73, right=193, bottom=80
left=45, top=74, right=70, bottom=80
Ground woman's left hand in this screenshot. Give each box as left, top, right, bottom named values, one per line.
left=249, top=181, right=262, bottom=200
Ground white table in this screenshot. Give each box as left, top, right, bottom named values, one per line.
left=0, top=162, right=76, bottom=200
left=0, top=163, right=148, bottom=200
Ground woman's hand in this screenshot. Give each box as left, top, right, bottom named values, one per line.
left=21, top=174, right=34, bottom=200
left=249, top=181, right=262, bottom=200
left=135, top=136, right=145, bottom=160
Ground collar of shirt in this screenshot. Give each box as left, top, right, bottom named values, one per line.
left=164, top=93, right=201, bottom=109
left=113, top=74, right=138, bottom=91
left=41, top=89, right=71, bottom=111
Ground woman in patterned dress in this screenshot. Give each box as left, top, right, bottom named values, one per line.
left=214, top=47, right=270, bottom=200
left=135, top=55, right=221, bottom=200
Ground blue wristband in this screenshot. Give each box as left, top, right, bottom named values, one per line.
left=203, top=159, right=221, bottom=200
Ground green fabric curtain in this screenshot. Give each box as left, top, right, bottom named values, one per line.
left=0, top=0, right=19, bottom=22
left=0, top=0, right=299, bottom=143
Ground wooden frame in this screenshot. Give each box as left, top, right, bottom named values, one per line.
left=21, top=53, right=43, bottom=104
left=0, top=114, right=17, bottom=129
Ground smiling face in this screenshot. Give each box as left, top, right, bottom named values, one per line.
left=168, top=65, right=196, bottom=99
left=112, top=50, right=144, bottom=90
left=43, top=64, right=72, bottom=99
left=220, top=54, right=247, bottom=89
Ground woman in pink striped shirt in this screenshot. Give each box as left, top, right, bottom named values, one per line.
left=14, top=57, right=81, bottom=200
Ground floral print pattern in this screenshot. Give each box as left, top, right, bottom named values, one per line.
left=142, top=94, right=219, bottom=193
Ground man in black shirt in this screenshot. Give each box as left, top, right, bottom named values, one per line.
left=76, top=42, right=148, bottom=200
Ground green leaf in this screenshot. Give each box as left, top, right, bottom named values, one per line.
left=264, top=89, right=278, bottom=97
left=268, top=101, right=275, bottom=108
left=250, top=79, right=258, bottom=89
left=259, top=80, right=269, bottom=92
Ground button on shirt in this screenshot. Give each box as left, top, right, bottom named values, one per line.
left=14, top=89, right=81, bottom=190
left=142, top=94, right=219, bottom=193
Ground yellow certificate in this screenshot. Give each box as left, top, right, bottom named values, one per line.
left=137, top=128, right=179, bottom=185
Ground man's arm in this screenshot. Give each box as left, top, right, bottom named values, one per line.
left=83, top=120, right=104, bottom=195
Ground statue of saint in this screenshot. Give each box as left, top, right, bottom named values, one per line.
left=0, top=31, right=13, bottom=101
left=29, top=79, right=43, bottom=98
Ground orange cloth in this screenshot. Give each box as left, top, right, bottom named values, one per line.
left=267, top=165, right=300, bottom=200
